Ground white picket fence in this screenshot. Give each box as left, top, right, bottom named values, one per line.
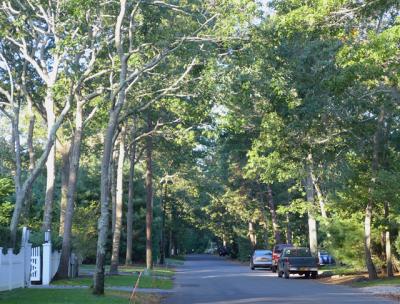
left=0, top=228, right=62, bottom=291
left=0, top=227, right=32, bottom=291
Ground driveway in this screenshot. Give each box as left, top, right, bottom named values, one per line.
left=163, top=254, right=395, bottom=304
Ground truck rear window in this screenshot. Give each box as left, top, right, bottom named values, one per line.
left=284, top=248, right=312, bottom=257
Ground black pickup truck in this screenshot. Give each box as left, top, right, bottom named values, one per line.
left=277, top=247, right=318, bottom=279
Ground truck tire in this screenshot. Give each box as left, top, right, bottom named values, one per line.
left=284, top=270, right=290, bottom=279
left=311, top=271, right=317, bottom=279
left=304, top=272, right=310, bottom=279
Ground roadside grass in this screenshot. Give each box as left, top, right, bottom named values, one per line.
left=0, top=288, right=161, bottom=304
left=79, top=264, right=175, bottom=277
left=166, top=256, right=185, bottom=266
left=351, top=276, right=400, bottom=287
left=52, top=274, right=173, bottom=289
left=319, top=265, right=366, bottom=276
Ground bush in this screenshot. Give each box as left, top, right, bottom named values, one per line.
left=321, top=215, right=365, bottom=268
left=29, top=230, right=63, bottom=251
left=0, top=227, right=22, bottom=253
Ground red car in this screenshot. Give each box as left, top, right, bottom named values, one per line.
left=271, top=243, right=292, bottom=272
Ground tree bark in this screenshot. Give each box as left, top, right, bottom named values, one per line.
left=94, top=0, right=128, bottom=293
left=160, top=181, right=167, bottom=265
left=364, top=106, right=385, bottom=280
left=286, top=213, right=292, bottom=244
left=57, top=102, right=84, bottom=279
left=311, top=174, right=327, bottom=218
left=24, top=95, right=36, bottom=219
left=306, top=155, right=318, bottom=256
left=267, top=184, right=281, bottom=244
left=10, top=93, right=71, bottom=245
left=364, top=202, right=378, bottom=279
left=110, top=128, right=126, bottom=274
left=125, top=128, right=136, bottom=265
left=248, top=222, right=257, bottom=249
left=59, top=142, right=71, bottom=236
left=384, top=202, right=393, bottom=277
left=43, top=90, right=56, bottom=231
left=111, top=149, right=118, bottom=233
left=145, top=114, right=153, bottom=271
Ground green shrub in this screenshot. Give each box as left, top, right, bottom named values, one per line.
left=29, top=231, right=62, bottom=251
left=0, top=227, right=22, bottom=253
left=321, top=214, right=365, bottom=268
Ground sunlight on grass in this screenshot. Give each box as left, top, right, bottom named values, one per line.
left=79, top=264, right=176, bottom=277
left=0, top=289, right=131, bottom=304
left=52, top=274, right=173, bottom=289
left=352, top=276, right=400, bottom=287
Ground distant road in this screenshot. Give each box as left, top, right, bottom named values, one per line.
left=163, top=254, right=395, bottom=304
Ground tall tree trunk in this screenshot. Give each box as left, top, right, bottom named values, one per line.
left=258, top=191, right=269, bottom=249
left=160, top=181, right=167, bottom=265
left=364, top=106, right=385, bottom=280
left=59, top=143, right=71, bottom=236
left=145, top=114, right=153, bottom=271
left=267, top=184, right=281, bottom=244
left=364, top=201, right=378, bottom=279
left=311, top=174, right=327, bottom=218
left=94, top=0, right=128, bottom=290
left=110, top=128, right=126, bottom=274
left=111, top=149, right=118, bottom=233
left=248, top=222, right=257, bottom=249
left=24, top=96, right=36, bottom=219
left=93, top=109, right=120, bottom=294
left=384, top=202, right=393, bottom=277
left=57, top=102, right=84, bottom=279
left=43, top=90, right=56, bottom=231
left=286, top=213, right=292, bottom=244
left=125, top=129, right=136, bottom=265
left=306, top=154, right=318, bottom=256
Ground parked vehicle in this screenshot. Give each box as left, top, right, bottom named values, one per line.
left=250, top=250, right=273, bottom=270
left=277, top=247, right=318, bottom=279
left=271, top=243, right=292, bottom=272
left=218, top=246, right=228, bottom=256
left=318, top=250, right=335, bottom=265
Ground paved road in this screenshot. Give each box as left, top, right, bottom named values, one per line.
left=164, top=254, right=395, bottom=304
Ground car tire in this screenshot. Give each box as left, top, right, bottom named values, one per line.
left=304, top=272, right=310, bottom=279
left=278, top=270, right=283, bottom=278
left=284, top=270, right=290, bottom=279
left=311, top=271, right=317, bottom=279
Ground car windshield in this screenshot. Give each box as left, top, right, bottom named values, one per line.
left=254, top=250, right=272, bottom=256
left=284, top=248, right=312, bottom=257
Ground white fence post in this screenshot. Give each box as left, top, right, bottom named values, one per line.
left=21, top=227, right=31, bottom=287
left=7, top=248, right=13, bottom=290
left=42, top=242, right=52, bottom=285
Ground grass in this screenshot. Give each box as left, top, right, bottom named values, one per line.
left=0, top=288, right=162, bottom=304
left=352, top=276, right=400, bottom=287
left=320, top=265, right=366, bottom=276
left=80, top=264, right=176, bottom=277
left=165, top=257, right=185, bottom=266
left=52, top=274, right=173, bottom=289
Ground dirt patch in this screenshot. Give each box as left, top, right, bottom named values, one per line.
left=318, top=274, right=369, bottom=285
left=133, top=293, right=165, bottom=304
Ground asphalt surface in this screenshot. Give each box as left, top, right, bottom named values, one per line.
left=164, top=254, right=396, bottom=304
